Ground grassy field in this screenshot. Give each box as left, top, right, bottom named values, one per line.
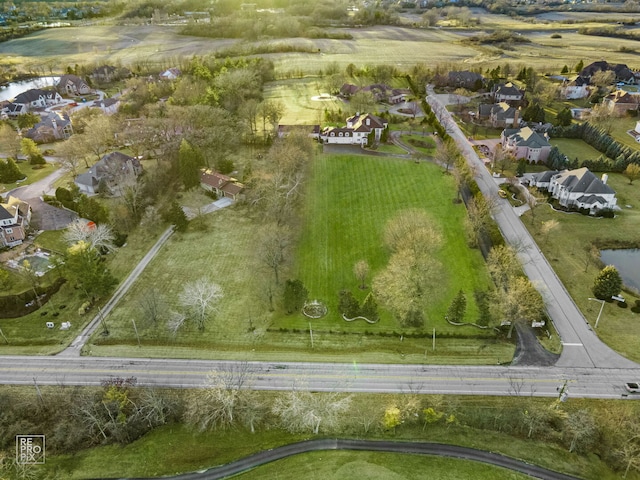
left=550, top=138, right=603, bottom=162
left=88, top=153, right=514, bottom=364
left=524, top=172, right=640, bottom=362
left=2, top=14, right=640, bottom=79
left=232, top=451, right=532, bottom=480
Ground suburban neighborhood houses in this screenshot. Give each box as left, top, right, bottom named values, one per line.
left=4, top=2, right=640, bottom=478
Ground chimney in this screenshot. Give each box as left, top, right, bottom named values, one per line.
left=513, top=107, right=520, bottom=126
left=602, top=173, right=609, bottom=185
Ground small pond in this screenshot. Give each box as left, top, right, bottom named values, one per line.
left=600, top=249, right=640, bottom=292
left=0, top=76, right=59, bottom=102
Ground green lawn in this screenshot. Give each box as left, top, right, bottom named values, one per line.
left=549, top=138, right=603, bottom=162
left=287, top=155, right=493, bottom=334
left=232, top=451, right=532, bottom=480
left=524, top=173, right=640, bottom=362
left=0, top=160, right=58, bottom=191
left=89, top=153, right=513, bottom=364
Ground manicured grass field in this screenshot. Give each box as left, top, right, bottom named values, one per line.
left=287, top=154, right=492, bottom=333
left=524, top=173, right=640, bottom=362
left=550, top=138, right=603, bottom=162
left=232, top=451, right=532, bottom=480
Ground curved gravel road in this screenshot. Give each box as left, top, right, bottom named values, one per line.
left=113, top=439, right=581, bottom=480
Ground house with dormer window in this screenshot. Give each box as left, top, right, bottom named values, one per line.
left=321, top=113, right=388, bottom=146
left=0, top=196, right=31, bottom=248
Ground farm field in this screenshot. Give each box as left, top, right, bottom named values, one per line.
left=88, top=153, right=512, bottom=364
left=2, top=12, right=640, bottom=78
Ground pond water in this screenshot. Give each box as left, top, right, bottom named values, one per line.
left=0, top=76, right=60, bottom=102
left=600, top=249, right=640, bottom=292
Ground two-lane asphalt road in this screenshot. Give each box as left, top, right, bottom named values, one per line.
left=425, top=87, right=637, bottom=370
left=1, top=356, right=638, bottom=400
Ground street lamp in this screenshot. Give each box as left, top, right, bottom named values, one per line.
left=588, top=297, right=606, bottom=328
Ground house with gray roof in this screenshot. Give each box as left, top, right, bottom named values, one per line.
left=13, top=88, right=62, bottom=111
left=75, top=152, right=142, bottom=196
left=493, top=82, right=524, bottom=104
left=57, top=74, right=91, bottom=96
left=542, top=167, right=617, bottom=213
left=501, top=126, right=551, bottom=163
left=25, top=112, right=73, bottom=143
left=478, top=102, right=520, bottom=128
left=321, top=113, right=388, bottom=146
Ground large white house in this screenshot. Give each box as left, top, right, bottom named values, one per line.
left=321, top=113, right=388, bottom=146
left=534, top=167, right=617, bottom=214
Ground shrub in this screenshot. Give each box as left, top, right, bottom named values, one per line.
left=550, top=33, right=562, bottom=39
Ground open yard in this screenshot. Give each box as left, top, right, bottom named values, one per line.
left=88, top=153, right=513, bottom=364
left=524, top=173, right=640, bottom=362
left=549, top=138, right=603, bottom=163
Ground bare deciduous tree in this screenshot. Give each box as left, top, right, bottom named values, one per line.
left=257, top=223, right=291, bottom=285
left=184, top=363, right=262, bottom=432
left=63, top=219, right=116, bottom=253
left=178, top=278, right=224, bottom=332
left=272, top=380, right=352, bottom=435
left=353, top=259, right=370, bottom=289
left=138, top=288, right=165, bottom=327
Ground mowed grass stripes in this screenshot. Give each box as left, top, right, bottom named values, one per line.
left=285, top=154, right=492, bottom=333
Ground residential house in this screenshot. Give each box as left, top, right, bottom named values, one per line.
left=561, top=76, right=590, bottom=99
left=501, top=126, right=551, bottom=163
left=493, top=82, right=524, bottom=103
left=75, top=152, right=143, bottom=195
left=13, top=89, right=63, bottom=111
left=603, top=90, right=639, bottom=115
left=478, top=102, right=520, bottom=128
left=321, top=113, right=388, bottom=146
left=0, top=196, right=31, bottom=248
left=540, top=167, right=617, bottom=213
left=448, top=70, right=484, bottom=90
left=530, top=170, right=560, bottom=190
left=159, top=68, right=181, bottom=80
left=91, top=97, right=120, bottom=115
left=579, top=61, right=636, bottom=85
left=277, top=124, right=320, bottom=140
left=200, top=170, right=244, bottom=201
left=25, top=112, right=73, bottom=143
left=57, top=74, right=91, bottom=96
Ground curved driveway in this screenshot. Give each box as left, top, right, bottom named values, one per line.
left=425, top=86, right=637, bottom=370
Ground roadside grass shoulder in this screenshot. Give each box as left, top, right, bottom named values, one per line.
left=39, top=394, right=629, bottom=480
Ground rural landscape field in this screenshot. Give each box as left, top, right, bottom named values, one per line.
left=3, top=0, right=640, bottom=479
